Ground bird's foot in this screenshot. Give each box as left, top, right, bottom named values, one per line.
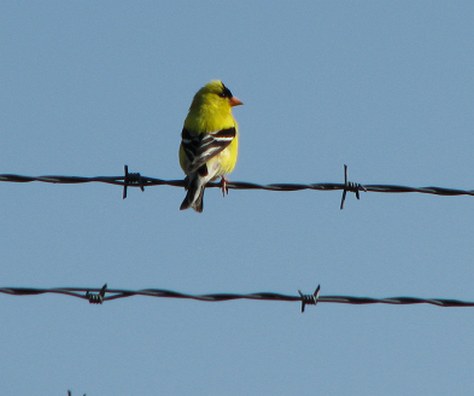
left=220, top=176, right=229, bottom=197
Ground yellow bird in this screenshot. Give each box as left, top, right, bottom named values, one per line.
left=179, top=80, right=243, bottom=212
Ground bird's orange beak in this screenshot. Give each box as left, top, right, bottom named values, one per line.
left=229, top=96, right=243, bottom=107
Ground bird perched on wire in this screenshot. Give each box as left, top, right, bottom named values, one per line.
left=178, top=80, right=243, bottom=212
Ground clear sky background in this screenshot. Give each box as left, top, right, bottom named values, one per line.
left=1, top=1, right=473, bottom=395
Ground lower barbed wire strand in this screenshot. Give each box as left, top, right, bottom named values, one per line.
left=1, top=286, right=474, bottom=308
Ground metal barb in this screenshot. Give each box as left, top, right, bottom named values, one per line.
left=340, top=164, right=366, bottom=210
left=122, top=165, right=145, bottom=199
left=86, top=284, right=107, bottom=304
left=298, top=284, right=321, bottom=313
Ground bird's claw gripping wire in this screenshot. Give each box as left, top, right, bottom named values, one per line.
left=220, top=176, right=229, bottom=197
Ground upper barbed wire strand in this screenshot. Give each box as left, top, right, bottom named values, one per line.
left=1, top=165, right=474, bottom=197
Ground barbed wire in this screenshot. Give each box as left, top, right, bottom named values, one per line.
left=2, top=284, right=474, bottom=312
left=1, top=165, right=474, bottom=208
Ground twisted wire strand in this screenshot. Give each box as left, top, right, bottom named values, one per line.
left=1, top=171, right=474, bottom=197
left=1, top=286, right=473, bottom=309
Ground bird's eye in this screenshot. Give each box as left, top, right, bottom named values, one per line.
left=218, top=84, right=233, bottom=99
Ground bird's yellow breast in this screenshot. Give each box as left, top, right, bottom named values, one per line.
left=184, top=101, right=236, bottom=134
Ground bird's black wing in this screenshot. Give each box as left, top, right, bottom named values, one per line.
left=181, top=127, right=236, bottom=173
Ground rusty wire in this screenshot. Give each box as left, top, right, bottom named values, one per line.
left=2, top=284, right=474, bottom=312
left=1, top=165, right=474, bottom=209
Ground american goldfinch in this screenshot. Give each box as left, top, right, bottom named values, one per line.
left=179, top=80, right=243, bottom=212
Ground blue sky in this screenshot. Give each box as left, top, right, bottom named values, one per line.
left=1, top=1, right=473, bottom=395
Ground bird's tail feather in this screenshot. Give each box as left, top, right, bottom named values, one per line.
left=180, top=178, right=205, bottom=213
